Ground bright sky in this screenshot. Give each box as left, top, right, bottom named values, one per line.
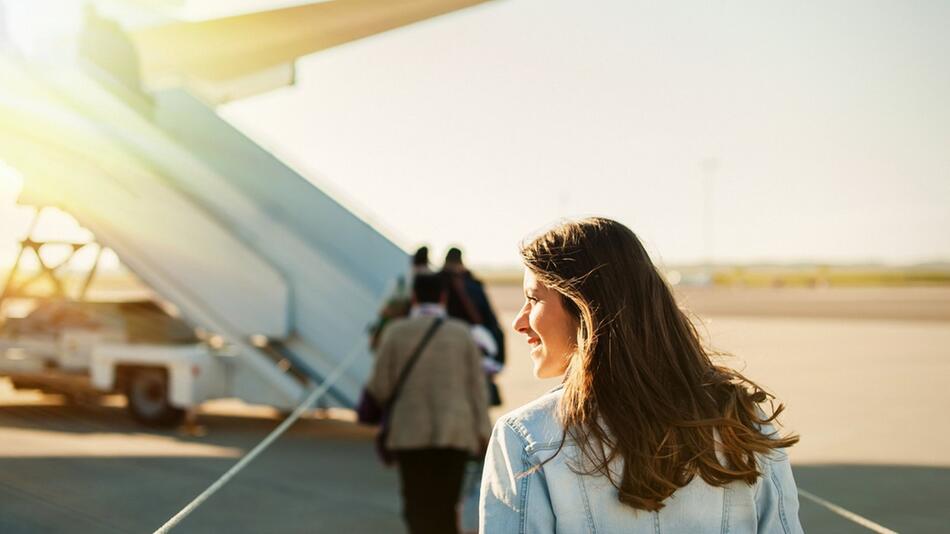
left=217, top=0, right=950, bottom=267
left=2, top=0, right=950, bottom=269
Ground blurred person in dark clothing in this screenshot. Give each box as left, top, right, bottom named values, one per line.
left=440, top=247, right=506, bottom=379
left=412, top=246, right=432, bottom=275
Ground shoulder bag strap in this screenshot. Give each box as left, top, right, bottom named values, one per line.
left=386, top=317, right=443, bottom=407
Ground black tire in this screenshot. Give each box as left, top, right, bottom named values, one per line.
left=125, top=367, right=185, bottom=427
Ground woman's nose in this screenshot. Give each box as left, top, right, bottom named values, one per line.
left=512, top=304, right=529, bottom=333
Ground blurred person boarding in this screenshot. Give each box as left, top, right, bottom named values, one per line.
left=363, top=273, right=491, bottom=534
left=440, top=247, right=506, bottom=406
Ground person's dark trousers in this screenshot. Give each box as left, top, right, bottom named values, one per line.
left=395, top=448, right=469, bottom=534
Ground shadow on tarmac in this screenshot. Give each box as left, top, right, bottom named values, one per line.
left=0, top=399, right=403, bottom=534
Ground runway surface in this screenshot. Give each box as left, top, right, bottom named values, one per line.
left=1, top=285, right=948, bottom=533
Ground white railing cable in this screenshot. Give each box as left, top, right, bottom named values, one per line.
left=798, top=488, right=899, bottom=534
left=153, top=342, right=365, bottom=534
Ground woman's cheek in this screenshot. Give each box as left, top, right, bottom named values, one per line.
left=529, top=308, right=541, bottom=333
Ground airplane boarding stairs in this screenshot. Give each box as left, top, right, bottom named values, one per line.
left=0, top=56, right=408, bottom=410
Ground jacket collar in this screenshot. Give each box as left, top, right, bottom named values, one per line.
left=410, top=303, right=447, bottom=318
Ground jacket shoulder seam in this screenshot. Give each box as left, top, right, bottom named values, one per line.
left=768, top=459, right=792, bottom=534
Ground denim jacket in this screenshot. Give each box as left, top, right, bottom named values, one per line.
left=479, top=388, right=804, bottom=533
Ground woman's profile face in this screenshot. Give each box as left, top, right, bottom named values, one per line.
left=513, top=269, right=577, bottom=379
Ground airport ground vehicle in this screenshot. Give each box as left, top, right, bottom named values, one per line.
left=0, top=297, right=221, bottom=426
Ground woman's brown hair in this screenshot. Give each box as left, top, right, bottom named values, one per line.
left=521, top=217, right=798, bottom=512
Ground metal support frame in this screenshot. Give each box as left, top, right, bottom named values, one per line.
left=0, top=206, right=105, bottom=306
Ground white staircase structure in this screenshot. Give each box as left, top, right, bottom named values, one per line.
left=0, top=0, right=489, bottom=409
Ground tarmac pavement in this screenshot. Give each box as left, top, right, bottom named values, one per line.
left=1, top=285, right=948, bottom=533
left=0, top=397, right=403, bottom=533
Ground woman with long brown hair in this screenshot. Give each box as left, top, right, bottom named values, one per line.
left=480, top=217, right=803, bottom=532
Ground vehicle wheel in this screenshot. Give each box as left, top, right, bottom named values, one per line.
left=125, top=367, right=184, bottom=427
